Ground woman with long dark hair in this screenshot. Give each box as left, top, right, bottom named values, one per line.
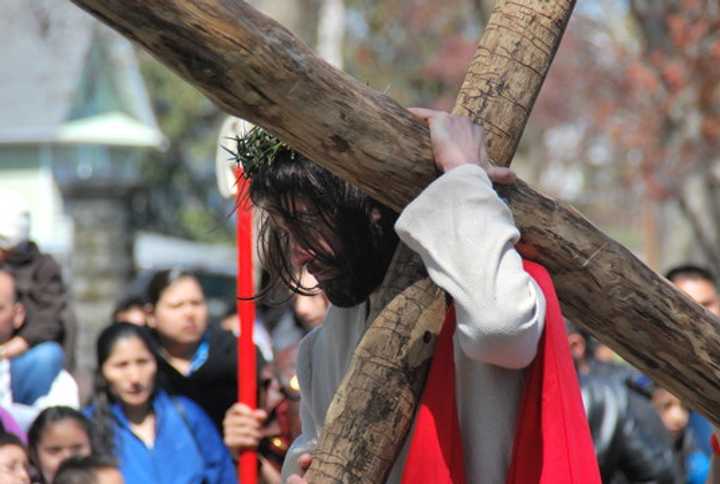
left=85, top=322, right=235, bottom=484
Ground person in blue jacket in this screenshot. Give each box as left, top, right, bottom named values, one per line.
left=85, top=322, right=236, bottom=484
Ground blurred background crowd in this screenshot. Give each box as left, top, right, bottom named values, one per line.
left=1, top=0, right=719, bottom=482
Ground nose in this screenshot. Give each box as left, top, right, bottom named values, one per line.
left=181, top=302, right=196, bottom=319
left=127, top=365, right=142, bottom=385
left=59, top=447, right=75, bottom=461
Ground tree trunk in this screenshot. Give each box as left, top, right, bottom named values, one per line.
left=69, top=0, right=720, bottom=480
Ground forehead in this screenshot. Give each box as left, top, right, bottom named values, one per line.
left=653, top=388, right=681, bottom=404
left=107, top=336, right=151, bottom=360
left=674, top=277, right=717, bottom=300
left=0, top=444, right=25, bottom=460
left=96, top=468, right=123, bottom=483
left=40, top=419, right=89, bottom=442
left=0, top=271, right=14, bottom=291
left=160, top=276, right=203, bottom=298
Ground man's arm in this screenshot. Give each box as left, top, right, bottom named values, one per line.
left=395, top=165, right=544, bottom=368
left=396, top=110, right=544, bottom=369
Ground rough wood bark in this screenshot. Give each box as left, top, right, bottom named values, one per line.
left=68, top=0, right=720, bottom=480
left=455, top=0, right=573, bottom=167
left=312, top=246, right=444, bottom=482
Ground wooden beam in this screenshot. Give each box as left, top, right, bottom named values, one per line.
left=69, top=0, right=720, bottom=480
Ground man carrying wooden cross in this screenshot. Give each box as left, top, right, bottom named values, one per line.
left=231, top=108, right=601, bottom=483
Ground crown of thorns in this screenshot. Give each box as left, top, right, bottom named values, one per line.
left=223, top=126, right=297, bottom=179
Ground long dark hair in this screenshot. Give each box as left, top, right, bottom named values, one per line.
left=249, top=151, right=399, bottom=307
left=0, top=431, right=24, bottom=450
left=28, top=406, right=97, bottom=483
left=88, top=323, right=160, bottom=456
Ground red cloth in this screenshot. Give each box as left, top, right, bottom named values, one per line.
left=401, top=260, right=600, bottom=484
left=401, top=304, right=465, bottom=484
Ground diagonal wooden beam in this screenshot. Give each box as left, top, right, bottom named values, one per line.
left=69, top=0, right=720, bottom=479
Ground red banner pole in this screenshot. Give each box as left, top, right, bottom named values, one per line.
left=234, top=166, right=257, bottom=484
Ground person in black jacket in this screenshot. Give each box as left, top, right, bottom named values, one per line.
left=0, top=205, right=77, bottom=400
left=567, top=320, right=677, bottom=483
left=145, top=268, right=262, bottom=432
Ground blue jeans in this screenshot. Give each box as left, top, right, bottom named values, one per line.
left=10, top=342, right=64, bottom=405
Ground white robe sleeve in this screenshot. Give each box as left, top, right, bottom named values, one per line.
left=395, top=164, right=545, bottom=369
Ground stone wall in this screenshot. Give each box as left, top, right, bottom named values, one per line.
left=64, top=186, right=134, bottom=401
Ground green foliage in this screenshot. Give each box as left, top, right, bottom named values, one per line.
left=135, top=52, right=230, bottom=243
left=344, top=0, right=481, bottom=110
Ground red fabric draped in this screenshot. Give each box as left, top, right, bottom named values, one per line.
left=401, top=260, right=600, bottom=484
left=401, top=305, right=465, bottom=484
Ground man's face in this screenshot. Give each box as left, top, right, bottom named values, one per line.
left=673, top=277, right=720, bottom=316
left=273, top=200, right=398, bottom=308
left=0, top=273, right=23, bottom=343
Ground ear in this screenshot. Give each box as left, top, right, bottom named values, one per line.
left=370, top=207, right=382, bottom=223
left=145, top=304, right=157, bottom=329
left=567, top=333, right=586, bottom=360
left=12, top=302, right=25, bottom=331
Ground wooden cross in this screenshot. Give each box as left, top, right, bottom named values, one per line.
left=70, top=0, right=720, bottom=482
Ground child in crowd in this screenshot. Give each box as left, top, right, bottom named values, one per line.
left=85, top=322, right=235, bottom=484
left=650, top=385, right=710, bottom=484
left=52, top=455, right=123, bottom=484
left=0, top=268, right=79, bottom=429
left=28, top=407, right=95, bottom=484
left=0, top=431, right=31, bottom=484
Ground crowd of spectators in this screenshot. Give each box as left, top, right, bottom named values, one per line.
left=0, top=205, right=330, bottom=483
left=4, top=200, right=720, bottom=483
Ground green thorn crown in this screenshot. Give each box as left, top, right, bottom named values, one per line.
left=223, top=126, right=297, bottom=179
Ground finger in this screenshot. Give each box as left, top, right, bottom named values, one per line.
left=407, top=107, right=445, bottom=122
left=227, top=402, right=251, bottom=416
left=254, top=409, right=268, bottom=421
left=287, top=476, right=308, bottom=484
left=486, top=166, right=516, bottom=185
left=226, top=424, right=263, bottom=436
left=224, top=416, right=261, bottom=430
left=298, top=453, right=313, bottom=470
left=224, top=436, right=260, bottom=450
left=225, top=431, right=262, bottom=445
